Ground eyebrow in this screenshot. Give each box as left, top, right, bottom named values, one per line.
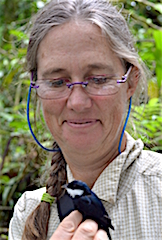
left=86, top=63, right=114, bottom=72
left=42, top=68, right=66, bottom=78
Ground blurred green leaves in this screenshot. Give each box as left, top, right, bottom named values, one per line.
left=129, top=98, right=162, bottom=152
left=153, top=30, right=162, bottom=93
left=0, top=0, right=162, bottom=239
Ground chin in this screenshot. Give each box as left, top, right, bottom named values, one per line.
left=63, top=138, right=99, bottom=154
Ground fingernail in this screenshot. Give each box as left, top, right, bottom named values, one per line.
left=96, top=229, right=108, bottom=240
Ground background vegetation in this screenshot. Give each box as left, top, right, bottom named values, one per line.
left=0, top=0, right=162, bottom=239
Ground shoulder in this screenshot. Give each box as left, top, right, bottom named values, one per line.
left=9, top=188, right=46, bottom=240
left=16, top=187, right=46, bottom=211
left=139, top=150, right=162, bottom=175
left=125, top=132, right=162, bottom=176
left=137, top=150, right=162, bottom=197
left=123, top=132, right=162, bottom=196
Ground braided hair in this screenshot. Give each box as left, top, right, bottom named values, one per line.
left=22, top=143, right=66, bottom=240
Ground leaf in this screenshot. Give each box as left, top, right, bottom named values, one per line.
left=2, top=177, right=18, bottom=205
left=2, top=167, right=25, bottom=206
left=3, top=67, right=19, bottom=85
left=128, top=98, right=162, bottom=152
left=156, top=66, right=162, bottom=89
left=0, top=112, right=14, bottom=122
left=2, top=162, right=21, bottom=174
left=147, top=98, right=159, bottom=106
left=0, top=234, right=8, bottom=239
left=0, top=175, right=10, bottom=184
left=154, top=4, right=162, bottom=14
left=153, top=30, right=162, bottom=50
left=148, top=80, right=159, bottom=99
left=9, top=30, right=28, bottom=40
left=153, top=30, right=162, bottom=90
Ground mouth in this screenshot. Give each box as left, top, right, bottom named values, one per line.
left=63, top=119, right=100, bottom=127
left=64, top=119, right=99, bottom=124
left=70, top=120, right=97, bottom=124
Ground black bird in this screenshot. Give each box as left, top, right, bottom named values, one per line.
left=57, top=180, right=114, bottom=240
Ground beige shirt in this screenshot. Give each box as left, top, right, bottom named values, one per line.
left=9, top=132, right=162, bottom=240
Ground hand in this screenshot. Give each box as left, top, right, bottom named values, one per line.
left=50, top=210, right=108, bottom=240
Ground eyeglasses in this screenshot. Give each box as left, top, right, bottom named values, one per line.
left=31, top=66, right=132, bottom=99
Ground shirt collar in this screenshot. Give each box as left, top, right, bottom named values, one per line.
left=67, top=132, right=144, bottom=205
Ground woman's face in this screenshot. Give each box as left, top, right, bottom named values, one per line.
left=37, top=21, right=135, bottom=157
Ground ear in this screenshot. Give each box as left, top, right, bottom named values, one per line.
left=127, top=66, right=139, bottom=100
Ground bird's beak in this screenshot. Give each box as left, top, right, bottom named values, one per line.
left=61, top=184, right=68, bottom=189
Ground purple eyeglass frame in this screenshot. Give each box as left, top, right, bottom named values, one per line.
left=27, top=66, right=133, bottom=152
left=30, top=72, right=39, bottom=88
left=30, top=66, right=132, bottom=89
left=117, top=66, right=132, bottom=83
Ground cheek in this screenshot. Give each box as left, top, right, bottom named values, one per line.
left=100, top=93, right=127, bottom=123
left=99, top=94, right=124, bottom=112
left=40, top=99, right=64, bottom=129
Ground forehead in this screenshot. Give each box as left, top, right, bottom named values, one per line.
left=38, top=20, right=108, bottom=50
left=37, top=20, right=123, bottom=75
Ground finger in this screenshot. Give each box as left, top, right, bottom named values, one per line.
left=50, top=210, right=83, bottom=240
left=94, top=229, right=108, bottom=240
left=72, top=219, right=98, bottom=240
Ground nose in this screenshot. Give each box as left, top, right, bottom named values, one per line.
left=67, top=84, right=92, bottom=112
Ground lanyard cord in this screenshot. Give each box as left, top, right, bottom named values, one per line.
left=27, top=85, right=132, bottom=153
left=27, top=85, right=60, bottom=152
left=118, top=97, right=132, bottom=154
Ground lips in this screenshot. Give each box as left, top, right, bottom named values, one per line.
left=63, top=119, right=99, bottom=127
left=69, top=120, right=97, bottom=124
left=65, top=119, right=98, bottom=123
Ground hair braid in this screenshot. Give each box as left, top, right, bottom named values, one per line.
left=22, top=142, right=67, bottom=240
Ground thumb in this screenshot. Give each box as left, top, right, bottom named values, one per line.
left=50, top=211, right=83, bottom=240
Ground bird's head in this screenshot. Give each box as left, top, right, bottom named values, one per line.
left=62, top=180, right=91, bottom=198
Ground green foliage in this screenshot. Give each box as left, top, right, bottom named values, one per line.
left=128, top=98, right=162, bottom=152
left=112, top=0, right=162, bottom=97
left=0, top=0, right=162, bottom=239
left=0, top=1, right=51, bottom=237
left=153, top=30, right=162, bottom=92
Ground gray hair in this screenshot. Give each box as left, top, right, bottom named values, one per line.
left=27, top=0, right=147, bottom=104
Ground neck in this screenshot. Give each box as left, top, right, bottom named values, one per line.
left=63, top=133, right=127, bottom=188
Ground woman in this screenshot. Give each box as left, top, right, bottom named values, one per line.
left=9, top=0, right=162, bottom=240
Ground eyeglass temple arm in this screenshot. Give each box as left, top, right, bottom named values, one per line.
left=30, top=71, right=39, bottom=88
left=27, top=77, right=60, bottom=152
left=117, top=66, right=133, bottom=83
